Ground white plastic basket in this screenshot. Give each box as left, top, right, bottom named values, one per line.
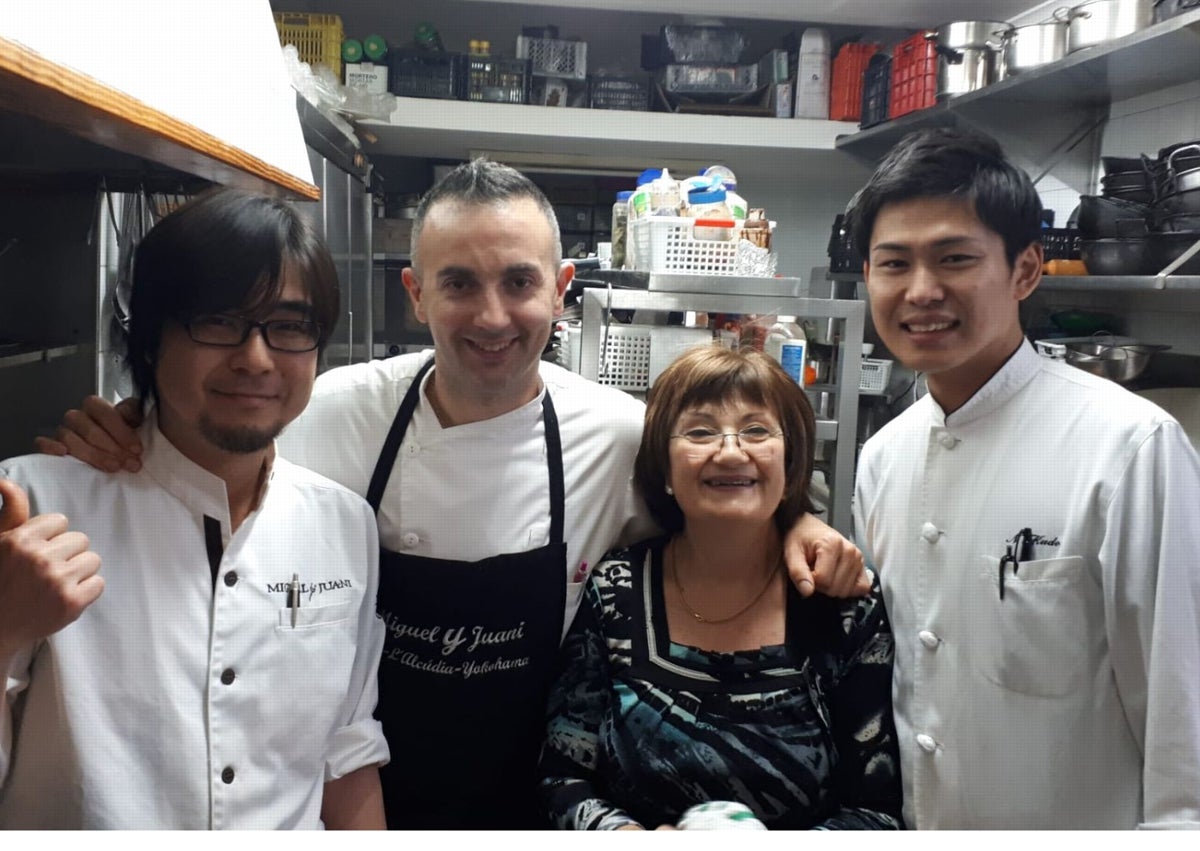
left=629, top=216, right=748, bottom=276
left=859, top=358, right=893, bottom=395
left=596, top=324, right=651, bottom=391
left=516, top=35, right=587, bottom=79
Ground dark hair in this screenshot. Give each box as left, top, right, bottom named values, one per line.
left=635, top=346, right=817, bottom=535
left=410, top=158, right=561, bottom=269
left=845, top=127, right=1043, bottom=266
left=124, top=187, right=339, bottom=408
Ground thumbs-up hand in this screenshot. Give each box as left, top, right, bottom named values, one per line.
left=0, top=478, right=104, bottom=659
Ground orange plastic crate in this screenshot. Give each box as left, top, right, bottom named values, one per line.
left=829, top=42, right=880, bottom=121
left=889, top=32, right=938, bottom=120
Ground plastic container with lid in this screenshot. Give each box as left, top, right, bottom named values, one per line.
left=692, top=217, right=737, bottom=241
left=702, top=165, right=746, bottom=219
left=611, top=190, right=633, bottom=269
left=686, top=187, right=731, bottom=220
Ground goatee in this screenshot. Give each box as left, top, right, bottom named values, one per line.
left=199, top=415, right=282, bottom=454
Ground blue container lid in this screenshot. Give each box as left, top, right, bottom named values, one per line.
left=616, top=190, right=634, bottom=201
left=636, top=168, right=663, bottom=185
left=688, top=187, right=727, bottom=205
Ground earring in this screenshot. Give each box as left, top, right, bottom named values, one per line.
left=665, top=484, right=674, bottom=495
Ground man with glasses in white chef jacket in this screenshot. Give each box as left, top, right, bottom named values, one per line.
left=848, top=127, right=1200, bottom=829
left=0, top=188, right=388, bottom=828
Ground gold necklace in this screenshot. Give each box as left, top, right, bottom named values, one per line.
left=669, top=540, right=781, bottom=625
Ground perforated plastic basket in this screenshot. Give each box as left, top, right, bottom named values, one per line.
left=274, top=12, right=344, bottom=77
left=516, top=35, right=587, bottom=79
left=859, top=358, right=894, bottom=394
left=629, top=216, right=746, bottom=276
left=596, top=324, right=651, bottom=391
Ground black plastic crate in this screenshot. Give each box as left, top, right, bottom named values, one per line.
left=1042, top=228, right=1082, bottom=260
left=389, top=51, right=461, bottom=100
left=461, top=55, right=532, bottom=104
left=860, top=54, right=891, bottom=129
left=590, top=74, right=651, bottom=110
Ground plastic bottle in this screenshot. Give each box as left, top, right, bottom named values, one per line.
left=648, top=168, right=681, bottom=217
left=611, top=190, right=632, bottom=270
left=794, top=28, right=831, bottom=119
left=764, top=316, right=807, bottom=385
left=628, top=169, right=661, bottom=221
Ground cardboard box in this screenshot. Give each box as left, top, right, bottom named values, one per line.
left=345, top=62, right=388, bottom=94
left=373, top=218, right=414, bottom=254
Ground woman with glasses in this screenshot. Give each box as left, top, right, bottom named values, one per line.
left=539, top=345, right=902, bottom=830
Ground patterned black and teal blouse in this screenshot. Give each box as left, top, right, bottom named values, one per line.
left=538, top=537, right=903, bottom=830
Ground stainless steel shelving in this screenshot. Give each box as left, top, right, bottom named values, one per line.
left=579, top=283, right=865, bottom=535
left=0, top=343, right=81, bottom=371
left=836, top=9, right=1200, bottom=160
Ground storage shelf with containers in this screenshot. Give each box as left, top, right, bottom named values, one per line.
left=836, top=6, right=1200, bottom=160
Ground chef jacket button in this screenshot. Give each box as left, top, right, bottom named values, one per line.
left=406, top=443, right=420, bottom=456
left=223, top=571, right=238, bottom=587
left=220, top=668, right=236, bottom=685
left=221, top=767, right=235, bottom=784
left=401, top=532, right=420, bottom=548
left=938, top=433, right=958, bottom=449
left=916, top=734, right=938, bottom=753
left=918, top=630, right=940, bottom=649
left=921, top=522, right=940, bottom=543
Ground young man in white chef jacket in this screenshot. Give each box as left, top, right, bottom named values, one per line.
left=0, top=189, right=389, bottom=828
left=848, top=127, right=1200, bottom=829
left=28, top=159, right=869, bottom=828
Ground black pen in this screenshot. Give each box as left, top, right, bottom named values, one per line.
left=999, top=545, right=1017, bottom=601
left=288, top=573, right=301, bottom=628
left=1016, top=527, right=1034, bottom=565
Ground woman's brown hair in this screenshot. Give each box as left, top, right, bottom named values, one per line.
left=634, top=345, right=817, bottom=534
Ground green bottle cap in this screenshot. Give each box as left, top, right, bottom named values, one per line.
left=363, top=34, right=388, bottom=61
left=341, top=38, right=363, bottom=63
left=414, top=22, right=443, bottom=51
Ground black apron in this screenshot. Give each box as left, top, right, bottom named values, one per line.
left=366, top=359, right=567, bottom=829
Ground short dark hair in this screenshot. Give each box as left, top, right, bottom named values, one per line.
left=124, top=187, right=339, bottom=408
left=846, top=128, right=1043, bottom=266
left=635, top=346, right=817, bottom=535
left=410, top=158, right=561, bottom=269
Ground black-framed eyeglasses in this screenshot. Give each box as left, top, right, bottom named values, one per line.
left=669, top=426, right=783, bottom=449
left=182, top=313, right=323, bottom=353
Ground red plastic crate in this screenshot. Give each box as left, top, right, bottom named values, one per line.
left=829, top=42, right=879, bottom=122
left=889, top=32, right=938, bottom=120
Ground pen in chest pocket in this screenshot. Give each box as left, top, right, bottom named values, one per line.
left=999, top=527, right=1035, bottom=600
left=288, top=573, right=301, bottom=627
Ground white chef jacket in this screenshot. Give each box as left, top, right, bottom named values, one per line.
left=280, top=351, right=654, bottom=636
left=855, top=340, right=1200, bottom=829
left=0, top=416, right=389, bottom=829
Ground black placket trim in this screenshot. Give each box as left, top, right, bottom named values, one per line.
left=203, top=515, right=223, bottom=589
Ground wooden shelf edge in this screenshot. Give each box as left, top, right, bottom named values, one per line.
left=0, top=36, right=319, bottom=201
